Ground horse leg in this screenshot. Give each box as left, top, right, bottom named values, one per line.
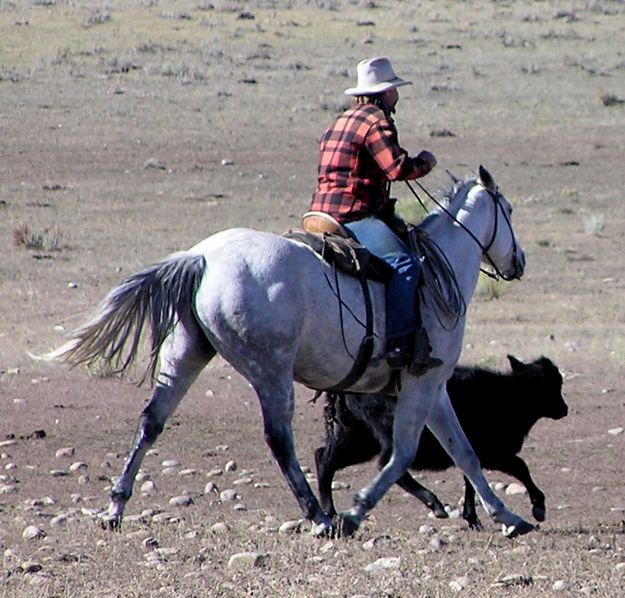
left=426, top=391, right=534, bottom=538
left=107, top=319, right=214, bottom=529
left=494, top=456, right=546, bottom=522
left=341, top=376, right=434, bottom=535
left=254, top=379, right=333, bottom=533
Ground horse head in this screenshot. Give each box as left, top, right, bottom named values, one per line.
left=471, top=165, right=525, bottom=281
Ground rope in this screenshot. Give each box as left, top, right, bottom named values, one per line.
left=408, top=228, right=466, bottom=330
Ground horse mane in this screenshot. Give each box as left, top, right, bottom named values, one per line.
left=439, top=172, right=478, bottom=208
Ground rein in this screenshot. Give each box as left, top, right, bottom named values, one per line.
left=404, top=179, right=520, bottom=282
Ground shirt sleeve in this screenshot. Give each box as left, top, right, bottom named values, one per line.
left=364, top=118, right=430, bottom=181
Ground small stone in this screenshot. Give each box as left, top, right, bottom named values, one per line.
left=224, top=460, right=237, bottom=472
left=221, top=159, right=234, bottom=166
left=55, top=447, right=75, bottom=458
left=364, top=556, right=401, bottom=574
left=142, top=537, right=159, bottom=550
left=506, top=483, right=527, bottom=495
left=278, top=520, right=302, bottom=534
left=419, top=524, right=436, bottom=535
left=140, top=480, right=156, bottom=495
left=220, top=489, right=238, bottom=502
left=553, top=580, right=568, bottom=591
left=227, top=551, right=267, bottom=569
left=161, top=459, right=179, bottom=468
left=179, top=468, right=197, bottom=477
left=211, top=522, right=230, bottom=535
left=50, top=514, right=68, bottom=527
left=207, top=468, right=223, bottom=477
left=50, top=469, right=68, bottom=477
left=450, top=575, right=469, bottom=592
left=362, top=535, right=392, bottom=550
left=429, top=536, right=447, bottom=551
left=204, top=481, right=218, bottom=494
left=23, top=525, right=46, bottom=540
left=69, top=461, right=88, bottom=472
left=608, top=427, right=623, bottom=436
left=233, top=476, right=253, bottom=486
left=169, top=494, right=194, bottom=507
left=615, top=562, right=625, bottom=571
left=0, top=484, right=17, bottom=494
left=21, top=560, right=43, bottom=573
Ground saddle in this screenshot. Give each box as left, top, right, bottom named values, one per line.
left=288, top=212, right=392, bottom=283
left=282, top=214, right=392, bottom=393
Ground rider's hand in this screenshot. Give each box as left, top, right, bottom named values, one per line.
left=416, top=150, right=437, bottom=174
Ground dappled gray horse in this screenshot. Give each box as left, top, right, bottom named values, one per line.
left=38, top=165, right=529, bottom=537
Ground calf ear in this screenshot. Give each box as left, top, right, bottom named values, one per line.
left=507, top=354, right=525, bottom=371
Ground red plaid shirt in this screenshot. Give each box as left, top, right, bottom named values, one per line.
left=311, top=103, right=430, bottom=224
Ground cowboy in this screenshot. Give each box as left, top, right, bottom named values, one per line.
left=310, top=56, right=441, bottom=373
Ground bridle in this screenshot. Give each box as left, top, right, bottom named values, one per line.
left=405, top=178, right=523, bottom=282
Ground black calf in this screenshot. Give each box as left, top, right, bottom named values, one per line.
left=315, top=355, right=567, bottom=529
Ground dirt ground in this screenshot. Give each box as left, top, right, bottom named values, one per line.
left=1, top=0, right=625, bottom=596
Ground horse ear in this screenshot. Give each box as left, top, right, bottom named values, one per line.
left=478, top=165, right=496, bottom=192
left=507, top=354, right=525, bottom=372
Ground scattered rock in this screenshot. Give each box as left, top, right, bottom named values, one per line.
left=21, top=560, right=43, bottom=573
left=429, top=536, right=448, bottom=551
left=23, top=525, right=46, bottom=540
left=211, top=522, right=230, bottom=535
left=0, top=484, right=17, bottom=494
left=227, top=551, right=267, bottom=569
left=179, top=468, right=197, bottom=476
left=169, top=494, right=194, bottom=507
left=220, top=489, right=238, bottom=502
left=55, top=447, right=75, bottom=458
left=204, top=481, right=218, bottom=494
left=553, top=579, right=568, bottom=591
left=141, top=480, right=157, bottom=495
left=278, top=519, right=302, bottom=534
left=449, top=575, right=469, bottom=592
left=506, top=483, right=527, bottom=495
left=608, top=427, right=623, bottom=436
left=69, top=461, right=87, bottom=472
left=224, top=460, right=237, bottom=472
left=161, top=459, right=179, bottom=468
left=364, top=556, right=401, bottom=574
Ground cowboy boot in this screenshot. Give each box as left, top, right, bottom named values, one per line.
left=407, top=328, right=443, bottom=376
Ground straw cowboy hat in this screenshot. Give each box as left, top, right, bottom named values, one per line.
left=344, top=57, right=412, bottom=96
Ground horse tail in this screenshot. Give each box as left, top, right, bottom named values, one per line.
left=36, top=252, right=206, bottom=384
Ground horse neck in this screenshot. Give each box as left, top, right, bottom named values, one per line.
left=424, top=191, right=491, bottom=300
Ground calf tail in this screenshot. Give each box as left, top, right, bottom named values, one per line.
left=35, top=252, right=206, bottom=384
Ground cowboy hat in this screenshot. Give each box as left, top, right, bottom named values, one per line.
left=344, top=57, right=412, bottom=96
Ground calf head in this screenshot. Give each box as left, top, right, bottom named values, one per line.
left=507, top=354, right=568, bottom=420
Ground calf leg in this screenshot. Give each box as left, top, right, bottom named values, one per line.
left=395, top=472, right=449, bottom=519
left=315, top=429, right=379, bottom=517
left=461, top=477, right=482, bottom=530
left=493, top=456, right=546, bottom=522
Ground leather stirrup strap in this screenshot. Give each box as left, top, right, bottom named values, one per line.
left=326, top=276, right=375, bottom=392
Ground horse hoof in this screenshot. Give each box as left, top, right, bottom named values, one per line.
left=100, top=514, right=122, bottom=532
left=430, top=504, right=449, bottom=519
left=532, top=506, right=546, bottom=522
left=336, top=513, right=360, bottom=538
left=502, top=520, right=535, bottom=539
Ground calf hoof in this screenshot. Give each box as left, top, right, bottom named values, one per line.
left=335, top=513, right=361, bottom=538
left=532, top=506, right=546, bottom=522
left=502, top=520, right=535, bottom=539
left=467, top=518, right=484, bottom=531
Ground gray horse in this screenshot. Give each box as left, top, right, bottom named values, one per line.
left=37, top=166, right=529, bottom=537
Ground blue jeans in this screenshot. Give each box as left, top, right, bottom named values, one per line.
left=344, top=216, right=419, bottom=343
